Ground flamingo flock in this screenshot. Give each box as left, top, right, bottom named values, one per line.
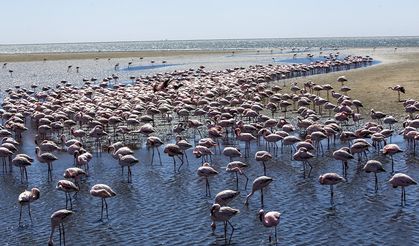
left=0, top=54, right=418, bottom=245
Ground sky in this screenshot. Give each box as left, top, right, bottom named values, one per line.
left=2, top=0, right=419, bottom=44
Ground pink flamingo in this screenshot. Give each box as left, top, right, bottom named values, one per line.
left=12, top=154, right=33, bottom=183
left=18, top=188, right=40, bottom=225
left=215, top=189, right=240, bottom=206
left=210, top=203, right=240, bottom=244
left=48, top=209, right=74, bottom=246
left=389, top=173, right=417, bottom=206
left=245, top=176, right=273, bottom=208
left=226, top=161, right=249, bottom=190
left=164, top=144, right=184, bottom=172
left=255, top=151, right=272, bottom=176
left=319, top=173, right=345, bottom=206
left=90, top=184, right=116, bottom=220
left=363, top=160, right=386, bottom=191
left=147, top=136, right=164, bottom=165
left=56, top=180, right=79, bottom=209
left=197, top=163, right=218, bottom=196
left=382, top=144, right=403, bottom=173
left=293, top=147, right=314, bottom=178
left=259, top=209, right=281, bottom=243
left=35, top=146, right=58, bottom=182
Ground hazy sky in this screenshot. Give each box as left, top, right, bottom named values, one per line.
left=2, top=0, right=419, bottom=44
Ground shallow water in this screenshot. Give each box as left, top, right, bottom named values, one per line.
left=0, top=51, right=418, bottom=246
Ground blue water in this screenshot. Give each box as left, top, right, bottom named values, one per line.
left=1, top=36, right=419, bottom=54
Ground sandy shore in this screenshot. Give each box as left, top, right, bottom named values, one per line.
left=0, top=50, right=237, bottom=62
left=286, top=47, right=419, bottom=117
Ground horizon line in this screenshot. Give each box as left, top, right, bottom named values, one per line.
left=1, top=35, right=419, bottom=46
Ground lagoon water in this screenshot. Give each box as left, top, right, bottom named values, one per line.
left=0, top=38, right=418, bottom=245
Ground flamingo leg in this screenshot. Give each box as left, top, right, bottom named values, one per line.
left=157, top=147, right=162, bottom=165
left=105, top=198, right=109, bottom=218
left=62, top=223, right=66, bottom=246
left=235, top=171, right=239, bottom=191
left=243, top=173, right=249, bottom=191
left=330, top=185, right=334, bottom=206
left=172, top=157, right=176, bottom=172
left=227, top=220, right=235, bottom=244
left=28, top=202, right=33, bottom=222
left=177, top=155, right=184, bottom=172
left=151, top=147, right=155, bottom=165
left=374, top=172, right=378, bottom=191
left=101, top=198, right=104, bottom=220
left=261, top=188, right=264, bottom=208
left=19, top=205, right=23, bottom=225
left=263, top=161, right=266, bottom=176
left=223, top=221, right=227, bottom=243
left=59, top=223, right=62, bottom=245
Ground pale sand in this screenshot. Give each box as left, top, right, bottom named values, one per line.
left=0, top=50, right=235, bottom=62
left=286, top=47, right=419, bottom=117
left=1, top=47, right=418, bottom=116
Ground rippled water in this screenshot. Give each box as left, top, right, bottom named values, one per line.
left=1, top=36, right=419, bottom=54
left=0, top=47, right=418, bottom=246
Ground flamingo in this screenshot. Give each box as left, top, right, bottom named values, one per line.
left=48, top=209, right=74, bottom=246
left=63, top=167, right=87, bottom=188
left=255, top=151, right=272, bottom=176
left=382, top=144, right=403, bottom=173
left=333, top=147, right=354, bottom=177
left=35, top=146, right=58, bottom=181
left=245, top=176, right=273, bottom=208
left=118, top=154, right=139, bottom=183
left=18, top=188, right=40, bottom=225
left=12, top=154, right=33, bottom=183
left=214, top=190, right=240, bottom=206
left=226, top=161, right=249, bottom=190
left=389, top=173, right=417, bottom=206
left=222, top=147, right=242, bottom=162
left=56, top=180, right=79, bottom=209
left=319, top=173, right=345, bottom=206
left=293, top=147, right=314, bottom=178
left=163, top=143, right=184, bottom=172
left=197, top=163, right=218, bottom=197
left=210, top=203, right=240, bottom=244
left=363, top=160, right=386, bottom=191
left=90, top=184, right=116, bottom=220
left=388, top=85, right=405, bottom=102
left=259, top=209, right=281, bottom=243
left=147, top=136, right=164, bottom=165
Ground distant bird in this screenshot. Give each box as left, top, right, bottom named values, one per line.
left=18, top=188, right=40, bottom=225
left=12, top=154, right=33, bottom=183
left=210, top=203, right=240, bottom=244
left=90, top=184, right=116, bottom=220
left=382, top=144, right=403, bottom=173
left=56, top=180, right=79, bottom=209
left=245, top=176, right=273, bottom=208
left=35, top=146, right=58, bottom=181
left=389, top=173, right=417, bottom=206
left=319, top=173, right=345, bottom=206
left=48, top=209, right=74, bottom=246
left=388, top=85, right=406, bottom=102
left=197, top=163, right=219, bottom=197
left=214, top=190, right=240, bottom=206
left=259, top=209, right=281, bottom=243
left=118, top=154, right=139, bottom=183
left=255, top=151, right=272, bottom=176
left=153, top=78, right=171, bottom=92
left=363, top=160, right=386, bottom=191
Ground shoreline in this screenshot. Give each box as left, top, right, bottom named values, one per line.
left=0, top=50, right=242, bottom=62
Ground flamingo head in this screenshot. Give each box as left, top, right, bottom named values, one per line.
left=258, top=209, right=265, bottom=221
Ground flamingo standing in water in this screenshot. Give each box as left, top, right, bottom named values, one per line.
left=245, top=176, right=273, bottom=208
left=18, top=188, right=40, bottom=225
left=197, top=163, right=219, bottom=197
left=319, top=173, right=345, bottom=206
left=255, top=151, right=272, bottom=176
left=259, top=209, right=281, bottom=243
left=90, top=184, right=116, bottom=220
left=147, top=136, right=164, bottom=165
left=56, top=180, right=79, bottom=210
left=226, top=161, right=249, bottom=190
left=293, top=147, right=315, bottom=178
left=382, top=144, right=403, bottom=173
left=35, top=146, right=58, bottom=181
left=363, top=160, right=386, bottom=191
left=215, top=190, right=240, bottom=206
left=210, top=203, right=240, bottom=244
left=163, top=143, right=184, bottom=172
left=12, top=154, right=33, bottom=183
left=48, top=209, right=74, bottom=246
left=389, top=173, right=417, bottom=206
